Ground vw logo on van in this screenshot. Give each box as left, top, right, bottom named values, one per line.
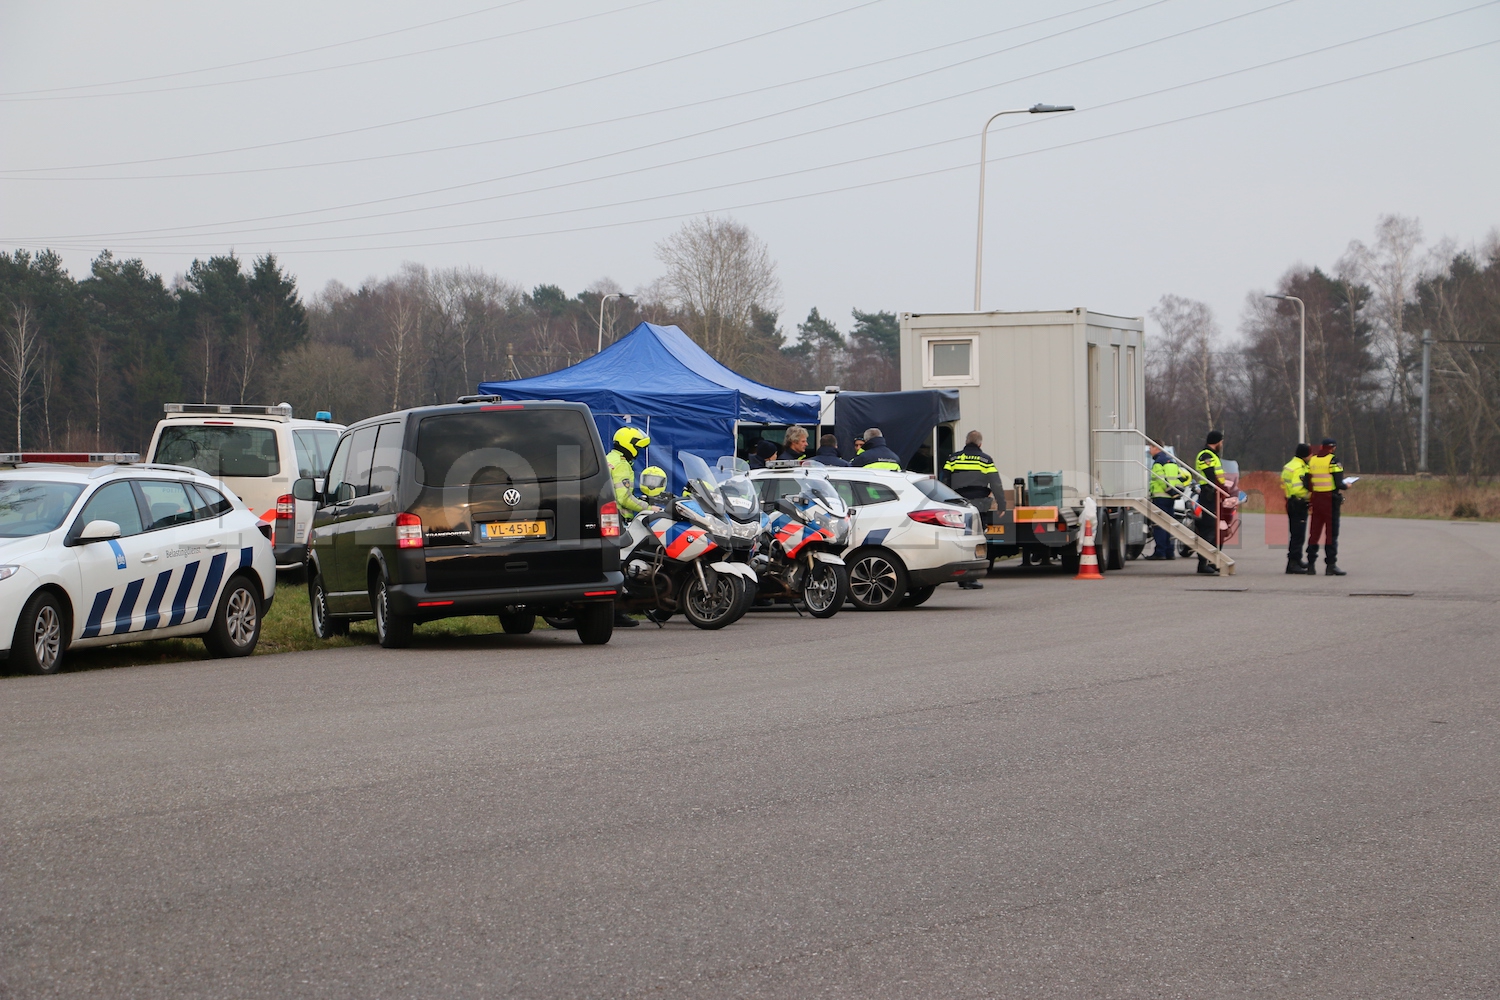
left=502, top=488, right=522, bottom=507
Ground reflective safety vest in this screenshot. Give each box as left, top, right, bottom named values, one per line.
left=1281, top=457, right=1311, bottom=500
left=1149, top=461, right=1188, bottom=498
left=607, top=449, right=647, bottom=515
left=1196, top=448, right=1225, bottom=487
left=1308, top=452, right=1336, bottom=492
left=942, top=447, right=1002, bottom=501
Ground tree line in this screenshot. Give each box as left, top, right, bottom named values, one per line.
left=1147, top=215, right=1500, bottom=478
left=0, top=216, right=898, bottom=454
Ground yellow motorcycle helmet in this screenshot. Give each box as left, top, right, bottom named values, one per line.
left=639, top=466, right=668, bottom=497
left=612, top=426, right=650, bottom=458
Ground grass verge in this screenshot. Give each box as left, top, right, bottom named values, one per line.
left=27, top=578, right=511, bottom=674
left=1238, top=472, right=1500, bottom=521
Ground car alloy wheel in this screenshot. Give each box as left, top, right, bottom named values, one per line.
left=849, top=554, right=899, bottom=607
left=32, top=604, right=62, bottom=671
left=224, top=586, right=258, bottom=647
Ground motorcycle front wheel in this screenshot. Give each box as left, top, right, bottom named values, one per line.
left=800, top=561, right=848, bottom=618
left=681, top=569, right=745, bottom=630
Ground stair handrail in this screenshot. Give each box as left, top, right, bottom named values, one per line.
left=1092, top=427, right=1233, bottom=502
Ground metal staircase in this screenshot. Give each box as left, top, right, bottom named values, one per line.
left=1109, top=497, right=1236, bottom=574
left=1090, top=427, right=1237, bottom=575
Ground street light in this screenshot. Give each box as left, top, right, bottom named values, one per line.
left=973, top=103, right=1074, bottom=311
left=1266, top=293, right=1307, bottom=443
left=596, top=292, right=633, bottom=354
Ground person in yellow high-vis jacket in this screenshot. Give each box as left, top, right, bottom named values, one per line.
left=606, top=426, right=651, bottom=625
left=1305, top=436, right=1347, bottom=576
left=1194, top=431, right=1228, bottom=575
left=1281, top=443, right=1312, bottom=574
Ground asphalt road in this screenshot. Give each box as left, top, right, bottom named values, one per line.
left=3, top=513, right=1498, bottom=999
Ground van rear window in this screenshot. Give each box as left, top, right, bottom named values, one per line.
left=154, top=425, right=280, bottom=477
left=415, top=409, right=600, bottom=486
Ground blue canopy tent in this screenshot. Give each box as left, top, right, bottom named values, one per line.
left=478, top=322, right=819, bottom=491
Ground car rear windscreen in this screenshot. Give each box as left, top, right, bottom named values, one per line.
left=154, top=425, right=280, bottom=477
left=415, top=409, right=600, bottom=486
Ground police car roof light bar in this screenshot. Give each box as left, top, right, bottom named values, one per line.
left=0, top=452, right=141, bottom=466
left=163, top=402, right=293, bottom=418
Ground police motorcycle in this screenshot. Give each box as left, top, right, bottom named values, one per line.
left=556, top=453, right=760, bottom=630
left=749, top=469, right=851, bottom=618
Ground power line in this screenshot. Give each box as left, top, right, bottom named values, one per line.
left=0, top=0, right=1137, bottom=183
left=0, top=0, right=538, bottom=99
left=28, top=37, right=1495, bottom=257
left=0, top=0, right=671, bottom=104
left=0, top=0, right=892, bottom=173
left=25, top=0, right=1479, bottom=247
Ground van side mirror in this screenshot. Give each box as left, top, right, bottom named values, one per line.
left=78, top=519, right=122, bottom=541
left=292, top=478, right=317, bottom=502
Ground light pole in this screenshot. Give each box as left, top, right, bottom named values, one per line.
left=1266, top=293, right=1307, bottom=443
left=1419, top=329, right=1432, bottom=473
left=973, top=103, right=1074, bottom=311
left=596, top=292, right=632, bottom=354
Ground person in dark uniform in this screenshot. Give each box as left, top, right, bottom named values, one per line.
left=1305, top=437, right=1348, bottom=575
left=808, top=433, right=850, bottom=467
left=1194, top=430, right=1228, bottom=576
left=1280, top=443, right=1312, bottom=573
left=849, top=428, right=901, bottom=471
left=941, top=430, right=1006, bottom=590
left=747, top=439, right=779, bottom=470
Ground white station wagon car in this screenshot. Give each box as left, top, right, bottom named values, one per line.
left=0, top=454, right=276, bottom=675
left=750, top=465, right=987, bottom=610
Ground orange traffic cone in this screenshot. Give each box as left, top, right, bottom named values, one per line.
left=1075, top=508, right=1104, bottom=580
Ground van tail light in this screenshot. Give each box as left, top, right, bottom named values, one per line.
left=600, top=500, right=622, bottom=538
left=273, top=494, right=295, bottom=542
left=908, top=508, right=967, bottom=529
left=396, top=511, right=424, bottom=548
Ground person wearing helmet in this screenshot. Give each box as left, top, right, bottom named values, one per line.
left=607, top=426, right=651, bottom=628
left=638, top=465, right=668, bottom=502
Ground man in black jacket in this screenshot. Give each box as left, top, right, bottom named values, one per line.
left=849, top=428, right=902, bottom=471
left=940, top=430, right=1005, bottom=590
left=808, top=433, right=849, bottom=467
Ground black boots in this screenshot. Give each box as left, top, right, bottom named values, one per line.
left=1286, top=558, right=1308, bottom=574
left=1325, top=563, right=1347, bottom=576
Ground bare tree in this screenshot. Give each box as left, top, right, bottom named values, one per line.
left=83, top=335, right=111, bottom=450
left=1340, top=214, right=1426, bottom=462
left=234, top=315, right=259, bottom=404
left=1, top=301, right=43, bottom=449
left=378, top=265, right=428, bottom=410
left=654, top=216, right=780, bottom=367
left=1148, top=294, right=1225, bottom=443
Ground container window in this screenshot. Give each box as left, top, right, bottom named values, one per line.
left=923, top=337, right=978, bottom=386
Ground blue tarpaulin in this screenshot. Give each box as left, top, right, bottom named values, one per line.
left=478, top=322, right=819, bottom=491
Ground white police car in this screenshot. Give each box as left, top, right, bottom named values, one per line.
left=0, top=453, right=276, bottom=675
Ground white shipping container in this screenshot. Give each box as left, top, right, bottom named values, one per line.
left=899, top=308, right=1148, bottom=503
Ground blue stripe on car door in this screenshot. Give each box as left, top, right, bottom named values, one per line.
left=239, top=546, right=253, bottom=569
left=864, top=527, right=890, bottom=546
left=193, top=552, right=228, bottom=621
left=112, top=578, right=144, bottom=635
left=168, top=561, right=199, bottom=627
left=81, top=589, right=112, bottom=639
left=142, top=570, right=172, bottom=631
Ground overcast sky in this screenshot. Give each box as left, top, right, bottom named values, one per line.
left=3, top=0, right=1498, bottom=347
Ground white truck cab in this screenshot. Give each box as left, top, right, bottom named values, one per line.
left=146, top=404, right=345, bottom=570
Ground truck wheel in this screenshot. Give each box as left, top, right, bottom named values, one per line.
left=204, top=573, right=262, bottom=658
left=372, top=573, right=413, bottom=649
left=13, top=591, right=67, bottom=675
left=576, top=602, right=613, bottom=645
left=846, top=548, right=908, bottom=612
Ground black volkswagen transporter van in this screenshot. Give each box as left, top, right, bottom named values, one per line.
left=294, top=398, right=625, bottom=647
